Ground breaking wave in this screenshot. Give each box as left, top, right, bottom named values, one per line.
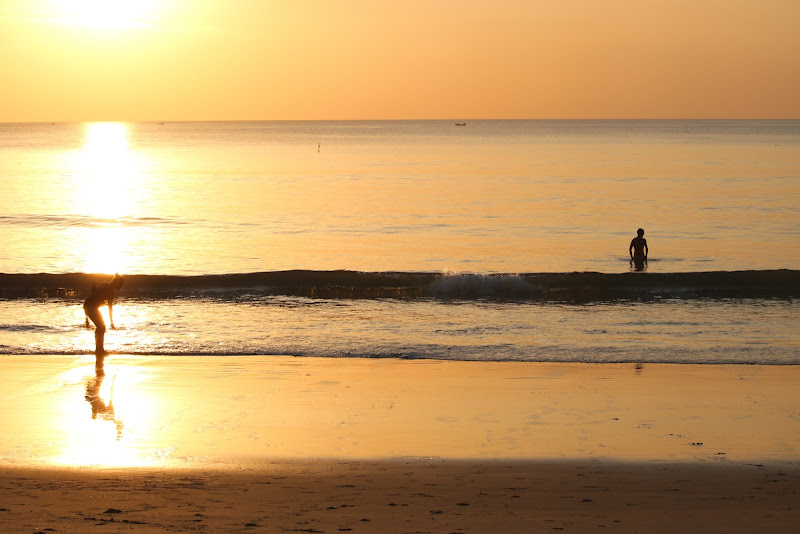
left=1, top=269, right=799, bottom=301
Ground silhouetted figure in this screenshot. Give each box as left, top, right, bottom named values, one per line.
left=85, top=369, right=123, bottom=440
left=629, top=228, right=648, bottom=271
left=84, top=273, right=125, bottom=366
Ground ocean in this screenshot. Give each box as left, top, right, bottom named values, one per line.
left=1, top=120, right=798, bottom=363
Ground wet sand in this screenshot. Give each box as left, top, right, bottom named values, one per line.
left=1, top=356, right=799, bottom=532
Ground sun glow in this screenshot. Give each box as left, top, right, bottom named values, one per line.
left=71, top=122, right=143, bottom=274
left=82, top=225, right=136, bottom=276
left=76, top=122, right=138, bottom=218
left=50, top=365, right=167, bottom=468
left=47, top=0, right=165, bottom=30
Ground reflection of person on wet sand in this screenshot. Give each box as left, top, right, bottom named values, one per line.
left=84, top=273, right=125, bottom=366
left=629, top=228, right=648, bottom=270
left=85, top=369, right=123, bottom=440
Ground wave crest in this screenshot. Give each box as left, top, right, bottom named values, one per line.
left=1, top=269, right=798, bottom=301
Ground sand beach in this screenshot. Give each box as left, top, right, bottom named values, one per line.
left=1, top=356, right=799, bottom=532
left=3, top=1, right=799, bottom=532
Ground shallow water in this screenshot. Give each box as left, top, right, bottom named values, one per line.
left=2, top=120, right=798, bottom=275
left=2, top=120, right=799, bottom=364
left=2, top=297, right=798, bottom=365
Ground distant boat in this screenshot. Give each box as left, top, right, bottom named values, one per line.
left=455, top=123, right=466, bottom=126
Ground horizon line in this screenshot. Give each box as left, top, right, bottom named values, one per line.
left=2, top=117, right=799, bottom=125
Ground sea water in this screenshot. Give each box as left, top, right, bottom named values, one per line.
left=1, top=120, right=799, bottom=363
left=1, top=297, right=798, bottom=365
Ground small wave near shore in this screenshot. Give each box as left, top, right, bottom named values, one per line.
left=1, top=269, right=799, bottom=301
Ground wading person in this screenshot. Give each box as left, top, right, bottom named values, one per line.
left=629, top=228, right=649, bottom=270
left=84, top=273, right=125, bottom=365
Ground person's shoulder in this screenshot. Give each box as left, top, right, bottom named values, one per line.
left=95, top=281, right=115, bottom=294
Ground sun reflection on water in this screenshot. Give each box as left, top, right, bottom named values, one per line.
left=72, top=122, right=144, bottom=274
left=76, top=122, right=138, bottom=218
left=83, top=225, right=135, bottom=276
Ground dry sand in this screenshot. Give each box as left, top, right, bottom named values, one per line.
left=1, top=355, right=799, bottom=532
left=3, top=459, right=799, bottom=533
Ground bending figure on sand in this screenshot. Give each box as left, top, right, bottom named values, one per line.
left=84, top=273, right=125, bottom=366
left=629, top=228, right=648, bottom=270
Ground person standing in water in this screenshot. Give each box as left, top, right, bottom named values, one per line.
left=629, top=228, right=649, bottom=270
left=84, top=273, right=125, bottom=364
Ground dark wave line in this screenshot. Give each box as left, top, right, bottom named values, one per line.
left=0, top=348, right=798, bottom=365
left=1, top=269, right=799, bottom=301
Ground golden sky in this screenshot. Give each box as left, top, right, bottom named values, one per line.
left=1, top=0, right=798, bottom=121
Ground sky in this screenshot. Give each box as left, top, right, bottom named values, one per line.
left=1, top=0, right=798, bottom=121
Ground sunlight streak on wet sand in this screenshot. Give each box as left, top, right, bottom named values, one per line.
left=1, top=356, right=798, bottom=469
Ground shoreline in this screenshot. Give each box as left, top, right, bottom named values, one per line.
left=2, top=355, right=799, bottom=532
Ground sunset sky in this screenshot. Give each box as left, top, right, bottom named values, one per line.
left=1, top=0, right=798, bottom=121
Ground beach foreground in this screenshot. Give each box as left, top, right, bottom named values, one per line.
left=2, top=459, right=798, bottom=533
left=1, top=356, right=799, bottom=532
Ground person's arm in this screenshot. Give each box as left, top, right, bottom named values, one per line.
left=108, top=299, right=115, bottom=330
left=629, top=240, right=635, bottom=259
left=644, top=240, right=649, bottom=260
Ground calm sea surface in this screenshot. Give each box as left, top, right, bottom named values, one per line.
left=1, top=120, right=798, bottom=363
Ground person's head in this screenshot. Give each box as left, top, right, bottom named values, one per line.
left=637, top=228, right=645, bottom=237
left=112, top=273, right=125, bottom=289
